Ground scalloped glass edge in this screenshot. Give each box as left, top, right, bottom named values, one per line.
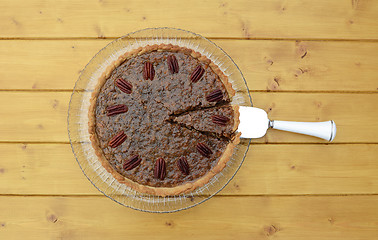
left=68, top=27, right=253, bottom=213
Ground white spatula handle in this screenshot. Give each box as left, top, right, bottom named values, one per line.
left=270, top=120, right=336, bottom=141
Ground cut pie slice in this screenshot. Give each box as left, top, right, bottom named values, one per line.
left=171, top=105, right=240, bottom=138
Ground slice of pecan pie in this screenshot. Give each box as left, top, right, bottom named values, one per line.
left=172, top=105, right=240, bottom=138
left=88, top=44, right=240, bottom=196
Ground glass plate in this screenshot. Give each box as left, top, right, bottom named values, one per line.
left=68, top=27, right=252, bottom=213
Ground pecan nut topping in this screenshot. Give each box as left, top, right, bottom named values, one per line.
left=154, top=158, right=166, bottom=180
left=206, top=89, right=223, bottom=102
left=211, top=115, right=229, bottom=126
left=167, top=55, right=179, bottom=74
left=177, top=157, right=190, bottom=175
left=115, top=78, right=132, bottom=94
left=143, top=61, right=155, bottom=80
left=190, top=65, right=205, bottom=83
left=196, top=143, right=213, bottom=158
left=106, top=104, right=128, bottom=116
left=123, top=155, right=142, bottom=171
left=108, top=131, right=127, bottom=148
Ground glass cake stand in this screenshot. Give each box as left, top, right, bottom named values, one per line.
left=68, top=27, right=252, bottom=213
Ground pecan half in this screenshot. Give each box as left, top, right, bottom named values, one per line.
left=196, top=143, right=213, bottom=158
left=206, top=89, right=223, bottom=102
left=143, top=61, right=155, bottom=80
left=115, top=78, right=132, bottom=94
left=106, top=104, right=128, bottom=116
left=177, top=157, right=190, bottom=175
left=211, top=115, right=229, bottom=126
left=167, top=55, right=179, bottom=74
left=123, top=155, right=142, bottom=171
left=190, top=65, right=205, bottom=83
left=154, top=158, right=166, bottom=180
left=108, top=131, right=127, bottom=148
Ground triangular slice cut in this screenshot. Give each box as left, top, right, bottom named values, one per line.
left=171, top=105, right=239, bottom=138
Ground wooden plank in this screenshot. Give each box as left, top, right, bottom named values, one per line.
left=252, top=92, right=378, bottom=143
left=0, top=144, right=98, bottom=195
left=0, top=195, right=377, bottom=239
left=0, top=92, right=376, bottom=143
left=1, top=0, right=378, bottom=39
left=220, top=40, right=378, bottom=92
left=0, top=40, right=108, bottom=90
left=231, top=144, right=378, bottom=195
left=0, top=92, right=68, bottom=142
left=1, top=40, right=378, bottom=91
left=1, top=144, right=377, bottom=195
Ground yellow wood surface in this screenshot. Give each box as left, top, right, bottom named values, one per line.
left=1, top=144, right=377, bottom=195
left=1, top=0, right=378, bottom=39
left=1, top=0, right=378, bottom=239
left=0, top=196, right=378, bottom=239
left=1, top=40, right=378, bottom=91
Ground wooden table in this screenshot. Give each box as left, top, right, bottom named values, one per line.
left=1, top=0, right=378, bottom=239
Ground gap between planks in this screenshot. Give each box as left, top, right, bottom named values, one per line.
left=1, top=193, right=378, bottom=198
left=0, top=89, right=377, bottom=94
left=2, top=37, right=378, bottom=42
left=0, top=141, right=378, bottom=145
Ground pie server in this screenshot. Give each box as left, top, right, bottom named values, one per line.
left=238, top=106, right=337, bottom=141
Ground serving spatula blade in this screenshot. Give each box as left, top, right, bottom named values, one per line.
left=238, top=106, right=336, bottom=141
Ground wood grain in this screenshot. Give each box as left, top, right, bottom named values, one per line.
left=0, top=195, right=377, bottom=239
left=1, top=0, right=378, bottom=39
left=0, top=144, right=377, bottom=196
left=0, top=92, right=376, bottom=143
left=0, top=92, right=68, bottom=142
left=252, top=92, right=378, bottom=143
left=1, top=40, right=378, bottom=91
left=1, top=0, right=377, bottom=239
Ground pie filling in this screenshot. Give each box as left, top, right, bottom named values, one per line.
left=91, top=45, right=239, bottom=191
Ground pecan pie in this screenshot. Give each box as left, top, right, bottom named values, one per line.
left=88, top=44, right=240, bottom=196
